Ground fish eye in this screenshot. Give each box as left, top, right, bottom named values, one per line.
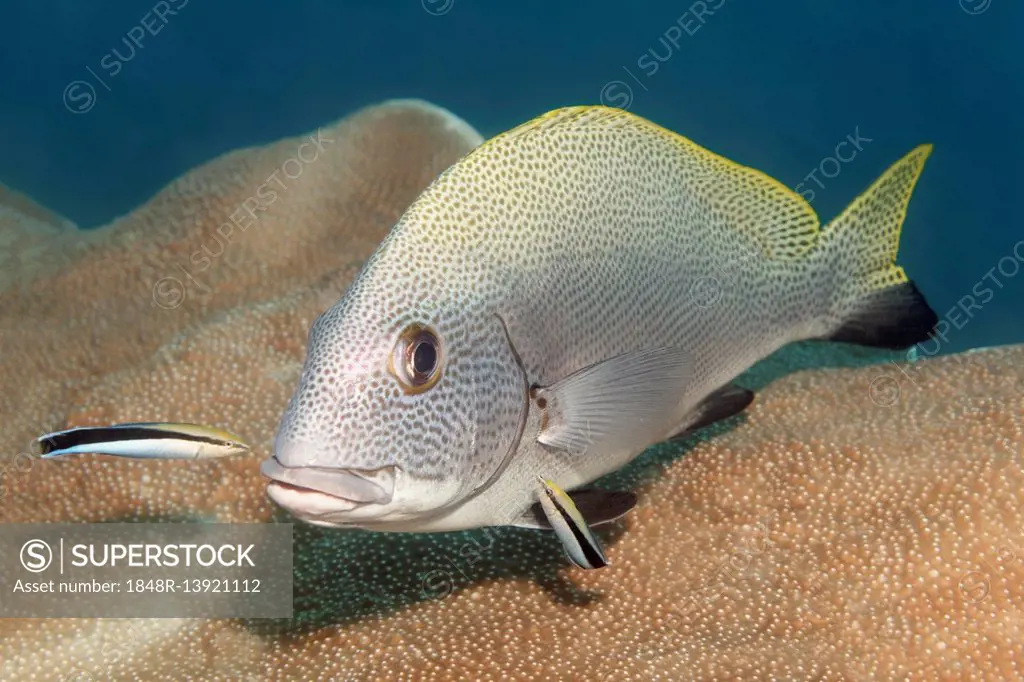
left=393, top=325, right=443, bottom=392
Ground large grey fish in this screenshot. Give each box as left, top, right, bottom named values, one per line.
left=261, top=106, right=937, bottom=533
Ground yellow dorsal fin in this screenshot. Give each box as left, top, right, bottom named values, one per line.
left=488, top=106, right=823, bottom=261
left=822, top=143, right=933, bottom=283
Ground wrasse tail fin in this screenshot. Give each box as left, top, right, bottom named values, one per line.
left=818, top=144, right=939, bottom=350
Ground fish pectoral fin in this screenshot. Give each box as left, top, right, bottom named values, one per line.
left=518, top=488, right=637, bottom=529
left=668, top=383, right=754, bottom=441
left=37, top=422, right=250, bottom=460
left=534, top=346, right=693, bottom=458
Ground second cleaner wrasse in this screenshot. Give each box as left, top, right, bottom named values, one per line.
left=262, top=106, right=939, bottom=534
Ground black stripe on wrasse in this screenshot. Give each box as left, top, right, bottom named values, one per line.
left=38, top=425, right=230, bottom=455
left=546, top=486, right=608, bottom=569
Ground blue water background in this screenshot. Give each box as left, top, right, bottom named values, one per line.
left=0, top=0, right=1020, bottom=353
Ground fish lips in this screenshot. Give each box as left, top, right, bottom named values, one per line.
left=259, top=458, right=396, bottom=507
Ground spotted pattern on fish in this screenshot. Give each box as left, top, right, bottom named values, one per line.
left=273, top=106, right=934, bottom=530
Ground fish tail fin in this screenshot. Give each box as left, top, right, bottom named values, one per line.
left=816, top=144, right=938, bottom=350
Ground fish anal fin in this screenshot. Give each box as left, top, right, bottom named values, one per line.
left=518, top=489, right=637, bottom=529
left=670, top=383, right=754, bottom=441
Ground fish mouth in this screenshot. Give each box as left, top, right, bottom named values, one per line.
left=259, top=458, right=396, bottom=508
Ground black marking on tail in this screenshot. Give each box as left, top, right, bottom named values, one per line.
left=827, top=280, right=939, bottom=350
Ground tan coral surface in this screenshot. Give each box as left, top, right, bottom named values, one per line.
left=0, top=101, right=1022, bottom=682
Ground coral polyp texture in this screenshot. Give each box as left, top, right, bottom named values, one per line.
left=1, top=101, right=1022, bottom=681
